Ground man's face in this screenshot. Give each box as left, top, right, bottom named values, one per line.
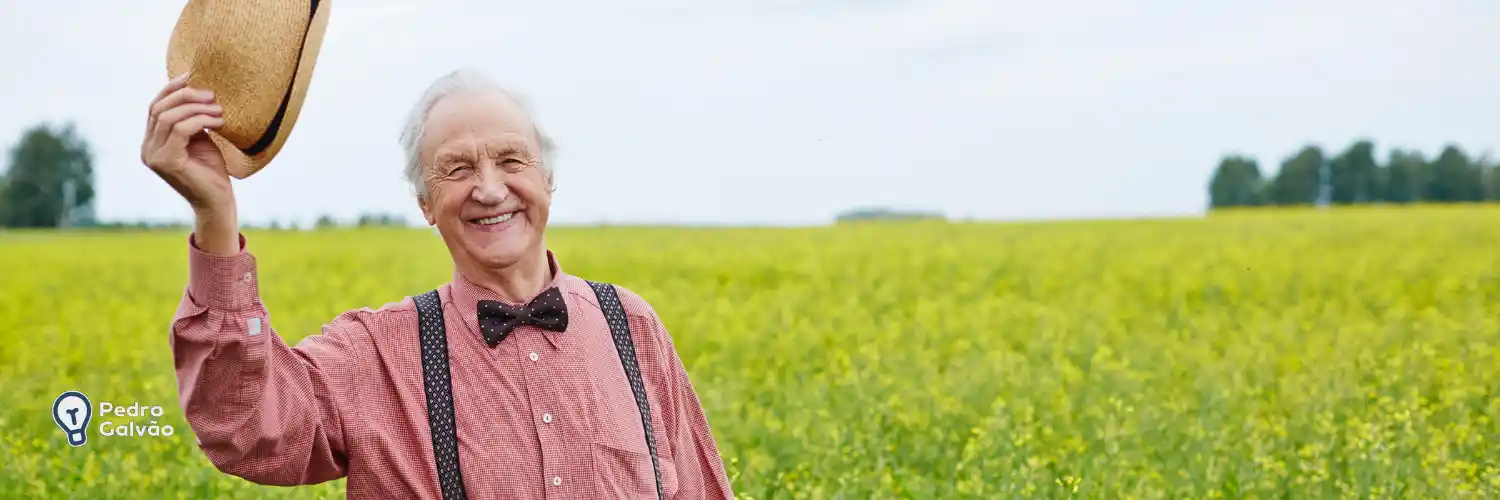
left=417, top=89, right=552, bottom=272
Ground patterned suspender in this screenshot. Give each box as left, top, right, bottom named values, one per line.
left=586, top=280, right=666, bottom=500
left=413, top=283, right=665, bottom=500
left=413, top=290, right=467, bottom=500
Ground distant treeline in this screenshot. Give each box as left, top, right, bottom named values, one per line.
left=32, top=213, right=411, bottom=231
left=1208, top=140, right=1498, bottom=209
left=835, top=207, right=946, bottom=223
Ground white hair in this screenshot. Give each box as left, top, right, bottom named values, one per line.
left=399, top=68, right=557, bottom=200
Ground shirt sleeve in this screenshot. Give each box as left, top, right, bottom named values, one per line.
left=622, top=291, right=736, bottom=500
left=169, top=232, right=364, bottom=486
left=659, top=328, right=736, bottom=500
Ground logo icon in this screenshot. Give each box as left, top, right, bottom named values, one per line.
left=53, top=391, right=92, bottom=447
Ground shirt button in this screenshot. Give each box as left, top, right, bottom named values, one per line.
left=542, top=413, right=553, bottom=423
left=529, top=352, right=539, bottom=362
left=552, top=476, right=562, bottom=486
left=241, top=272, right=252, bottom=283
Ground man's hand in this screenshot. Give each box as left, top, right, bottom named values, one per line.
left=140, top=73, right=239, bottom=255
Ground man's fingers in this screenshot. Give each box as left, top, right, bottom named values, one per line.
left=153, top=73, right=191, bottom=104
left=146, top=76, right=189, bottom=142
left=150, top=86, right=216, bottom=120
left=148, top=85, right=214, bottom=144
left=149, top=103, right=222, bottom=152
left=172, top=113, right=225, bottom=138
left=158, top=113, right=226, bottom=156
left=148, top=74, right=191, bottom=117
left=159, top=103, right=223, bottom=130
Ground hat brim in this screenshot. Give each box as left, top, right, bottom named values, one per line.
left=216, top=0, right=331, bottom=179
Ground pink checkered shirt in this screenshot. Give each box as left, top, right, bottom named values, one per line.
left=170, top=234, right=735, bottom=499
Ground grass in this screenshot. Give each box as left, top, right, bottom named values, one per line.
left=3, top=205, right=1500, bottom=498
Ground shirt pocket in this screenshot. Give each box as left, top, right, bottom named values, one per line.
left=591, top=441, right=678, bottom=499
left=585, top=344, right=679, bottom=498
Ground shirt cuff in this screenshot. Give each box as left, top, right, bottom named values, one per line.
left=187, top=232, right=261, bottom=312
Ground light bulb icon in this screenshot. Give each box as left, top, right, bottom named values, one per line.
left=53, top=391, right=92, bottom=447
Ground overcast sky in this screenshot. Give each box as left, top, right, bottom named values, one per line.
left=2, top=0, right=1495, bottom=226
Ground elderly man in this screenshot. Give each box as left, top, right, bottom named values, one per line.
left=140, top=68, right=736, bottom=499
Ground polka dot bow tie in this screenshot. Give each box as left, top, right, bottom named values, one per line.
left=476, top=287, right=570, bottom=347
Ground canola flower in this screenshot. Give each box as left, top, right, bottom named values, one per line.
left=2, top=205, right=1499, bottom=498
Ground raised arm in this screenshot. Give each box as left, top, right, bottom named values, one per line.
left=170, top=233, right=363, bottom=485
left=142, top=74, right=360, bottom=485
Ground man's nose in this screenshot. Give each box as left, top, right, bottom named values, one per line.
left=471, top=167, right=510, bottom=204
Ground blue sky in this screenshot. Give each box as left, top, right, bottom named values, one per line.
left=2, top=0, right=1496, bottom=227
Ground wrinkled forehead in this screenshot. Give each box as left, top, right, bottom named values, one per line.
left=420, top=89, right=541, bottom=163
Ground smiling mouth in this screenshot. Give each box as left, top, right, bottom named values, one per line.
left=471, top=210, right=522, bottom=226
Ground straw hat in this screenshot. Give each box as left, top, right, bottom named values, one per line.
left=166, top=0, right=332, bottom=179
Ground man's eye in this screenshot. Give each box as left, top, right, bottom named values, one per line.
left=446, top=165, right=472, bottom=176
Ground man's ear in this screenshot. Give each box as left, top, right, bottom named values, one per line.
left=417, top=195, right=436, bottom=226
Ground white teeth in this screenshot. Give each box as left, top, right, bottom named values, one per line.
left=476, top=212, right=515, bottom=225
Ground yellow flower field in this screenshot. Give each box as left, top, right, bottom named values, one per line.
left=3, top=205, right=1499, bottom=498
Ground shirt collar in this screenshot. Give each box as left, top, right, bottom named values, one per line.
left=450, top=250, right=572, bottom=349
